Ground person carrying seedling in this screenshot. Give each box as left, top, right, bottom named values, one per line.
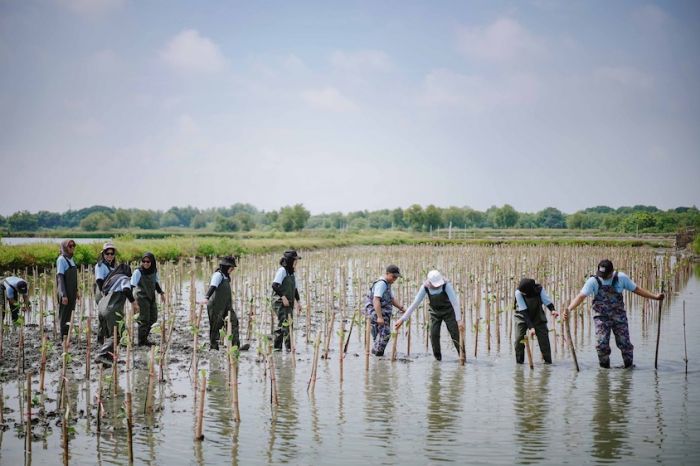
left=94, top=242, right=118, bottom=303
left=364, top=264, right=406, bottom=357
left=131, top=252, right=165, bottom=347
left=395, top=270, right=463, bottom=361
left=513, top=278, right=558, bottom=365
left=95, top=263, right=139, bottom=364
left=205, top=255, right=250, bottom=351
left=56, top=239, right=79, bottom=339
left=564, top=259, right=663, bottom=368
left=0, top=276, right=30, bottom=323
left=271, top=250, right=302, bottom=351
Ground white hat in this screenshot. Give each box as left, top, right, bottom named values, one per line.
left=427, top=270, right=445, bottom=287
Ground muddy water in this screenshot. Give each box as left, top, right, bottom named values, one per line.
left=0, top=267, right=698, bottom=465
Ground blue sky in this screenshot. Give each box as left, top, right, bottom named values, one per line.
left=1, top=0, right=698, bottom=215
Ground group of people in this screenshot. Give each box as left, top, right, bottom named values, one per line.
left=359, top=259, right=663, bottom=369
left=0, top=240, right=665, bottom=370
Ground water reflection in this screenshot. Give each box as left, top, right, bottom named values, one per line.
left=513, top=367, right=551, bottom=464
left=591, top=370, right=632, bottom=462
left=425, top=363, right=465, bottom=462
left=269, top=356, right=299, bottom=463
left=363, top=362, right=399, bottom=446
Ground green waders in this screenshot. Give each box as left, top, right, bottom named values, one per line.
left=427, top=285, right=460, bottom=360
left=514, top=294, right=552, bottom=364
left=58, top=261, right=78, bottom=338
left=97, top=291, right=127, bottom=342
left=135, top=273, right=158, bottom=345
left=273, top=272, right=296, bottom=351
left=208, top=276, right=239, bottom=350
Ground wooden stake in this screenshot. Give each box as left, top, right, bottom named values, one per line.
left=564, top=309, right=580, bottom=372
left=683, top=300, right=688, bottom=375
left=525, top=329, right=534, bottom=370
left=654, top=282, right=665, bottom=370
left=195, top=371, right=206, bottom=441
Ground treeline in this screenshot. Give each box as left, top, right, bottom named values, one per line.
left=1, top=204, right=698, bottom=234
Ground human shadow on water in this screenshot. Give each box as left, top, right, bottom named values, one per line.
left=513, top=366, right=551, bottom=465
left=591, top=369, right=632, bottom=462
left=424, top=362, right=465, bottom=463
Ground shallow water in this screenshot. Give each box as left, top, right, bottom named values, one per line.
left=0, top=265, right=698, bottom=465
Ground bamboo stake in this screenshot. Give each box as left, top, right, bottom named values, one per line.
left=343, top=311, right=357, bottom=355
left=145, top=345, right=155, bottom=414
left=564, top=309, right=580, bottom=372
left=231, top=348, right=240, bottom=423
left=365, top=316, right=370, bottom=370
left=683, top=300, right=688, bottom=375
left=25, top=372, right=32, bottom=457
left=654, top=282, right=665, bottom=370
left=390, top=328, right=398, bottom=362
left=307, top=332, right=321, bottom=393
left=112, top=325, right=118, bottom=396
left=525, top=329, right=534, bottom=370
left=96, top=366, right=103, bottom=433
left=339, top=321, right=344, bottom=384
left=195, top=371, right=206, bottom=441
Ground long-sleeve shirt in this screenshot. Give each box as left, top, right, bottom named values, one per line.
left=398, top=282, right=461, bottom=323
left=514, top=288, right=553, bottom=311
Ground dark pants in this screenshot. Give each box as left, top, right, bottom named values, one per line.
left=273, top=302, right=293, bottom=350
left=370, top=310, right=392, bottom=356
left=515, top=320, right=552, bottom=364
left=58, top=299, right=76, bottom=338
left=0, top=288, right=19, bottom=322
left=137, top=297, right=158, bottom=344
left=430, top=309, right=460, bottom=359
left=209, top=307, right=239, bottom=350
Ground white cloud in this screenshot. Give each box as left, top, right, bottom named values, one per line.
left=330, top=50, right=392, bottom=72
left=57, top=0, right=125, bottom=16
left=420, top=68, right=539, bottom=111
left=177, top=114, right=201, bottom=137
left=301, top=87, right=358, bottom=112
left=457, top=17, right=544, bottom=63
left=594, top=66, right=654, bottom=90
left=160, top=29, right=226, bottom=73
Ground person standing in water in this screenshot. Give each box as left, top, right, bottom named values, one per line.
left=205, top=255, right=250, bottom=351
left=131, top=252, right=165, bottom=347
left=364, top=264, right=406, bottom=357
left=564, top=259, right=663, bottom=368
left=56, top=239, right=79, bottom=340
left=271, top=250, right=302, bottom=351
left=513, top=278, right=558, bottom=365
left=395, top=270, right=464, bottom=361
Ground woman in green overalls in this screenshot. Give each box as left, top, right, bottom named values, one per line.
left=131, top=252, right=164, bottom=346
left=56, top=239, right=78, bottom=340
left=205, top=256, right=250, bottom=351
left=271, top=250, right=302, bottom=351
left=395, top=270, right=463, bottom=361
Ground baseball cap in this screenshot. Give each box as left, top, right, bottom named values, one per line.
left=427, top=270, right=445, bottom=287
left=596, top=259, right=614, bottom=278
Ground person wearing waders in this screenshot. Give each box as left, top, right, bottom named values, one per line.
left=56, top=239, right=79, bottom=341
left=364, top=264, right=406, bottom=357
left=205, top=256, right=250, bottom=351
left=131, top=252, right=164, bottom=347
left=564, top=259, right=664, bottom=368
left=513, top=278, right=558, bottom=365
left=0, top=276, right=30, bottom=323
left=94, top=242, right=117, bottom=303
left=95, top=263, right=139, bottom=364
left=271, top=250, right=302, bottom=351
left=395, top=270, right=464, bottom=361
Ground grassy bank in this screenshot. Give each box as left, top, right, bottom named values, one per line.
left=0, top=230, right=674, bottom=271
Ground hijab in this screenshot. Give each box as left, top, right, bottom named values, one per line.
left=59, top=239, right=76, bottom=259
left=139, top=252, right=158, bottom=275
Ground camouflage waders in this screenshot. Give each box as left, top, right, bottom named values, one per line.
left=592, top=273, right=633, bottom=368
left=0, top=282, right=20, bottom=322
left=514, top=292, right=552, bottom=364
left=273, top=272, right=296, bottom=350
left=97, top=290, right=127, bottom=341
left=208, top=276, right=239, bottom=350
left=426, top=284, right=460, bottom=359
left=364, top=279, right=393, bottom=356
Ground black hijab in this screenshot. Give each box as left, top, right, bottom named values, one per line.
left=517, top=278, right=541, bottom=297
left=139, top=252, right=158, bottom=275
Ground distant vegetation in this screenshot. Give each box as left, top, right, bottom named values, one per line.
left=1, top=203, right=698, bottom=235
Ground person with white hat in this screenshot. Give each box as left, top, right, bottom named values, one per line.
left=395, top=270, right=464, bottom=361
left=94, top=242, right=117, bottom=302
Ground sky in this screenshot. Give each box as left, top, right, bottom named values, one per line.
left=1, top=0, right=699, bottom=216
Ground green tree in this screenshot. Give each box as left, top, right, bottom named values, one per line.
left=277, top=204, right=310, bottom=231
left=404, top=204, right=424, bottom=230
left=424, top=205, right=443, bottom=230
left=190, top=213, right=208, bottom=229
left=7, top=211, right=38, bottom=231
left=490, top=204, right=519, bottom=228
left=131, top=211, right=157, bottom=229
left=80, top=212, right=111, bottom=231
left=536, top=207, right=566, bottom=228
